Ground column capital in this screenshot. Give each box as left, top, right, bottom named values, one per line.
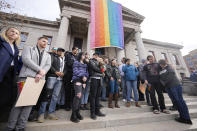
left=60, top=13, right=71, bottom=19
left=134, top=28, right=142, bottom=33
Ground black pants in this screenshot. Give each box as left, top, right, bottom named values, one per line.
left=149, top=82, right=166, bottom=111
left=145, top=87, right=151, bottom=104
left=0, top=66, right=17, bottom=121
left=72, top=84, right=82, bottom=111
left=64, top=72, right=74, bottom=109
left=90, top=78, right=102, bottom=114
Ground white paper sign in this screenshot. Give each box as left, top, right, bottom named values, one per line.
left=15, top=77, right=45, bottom=107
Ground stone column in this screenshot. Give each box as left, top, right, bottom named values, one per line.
left=134, top=29, right=147, bottom=62
left=56, top=15, right=70, bottom=51
left=86, top=20, right=95, bottom=57
left=117, top=48, right=125, bottom=64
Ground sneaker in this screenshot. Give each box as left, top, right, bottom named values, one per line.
left=130, top=98, right=134, bottom=102
left=37, top=114, right=45, bottom=123
left=161, top=109, right=170, bottom=114
left=122, top=99, right=126, bottom=102
left=175, top=117, right=193, bottom=125
left=153, top=110, right=160, bottom=114
left=47, top=113, right=58, bottom=120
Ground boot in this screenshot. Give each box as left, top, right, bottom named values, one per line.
left=115, top=93, right=120, bottom=108
left=135, top=102, right=141, bottom=107
left=95, top=110, right=106, bottom=117
left=70, top=111, right=80, bottom=123
left=76, top=110, right=83, bottom=120
left=108, top=94, right=114, bottom=108
left=126, top=101, right=131, bottom=107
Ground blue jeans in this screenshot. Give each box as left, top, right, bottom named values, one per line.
left=109, top=80, right=119, bottom=94
left=81, top=80, right=90, bottom=104
left=165, top=85, right=190, bottom=120
left=121, top=76, right=127, bottom=99
left=39, top=77, right=62, bottom=115
left=126, top=80, right=138, bottom=102
left=57, top=86, right=65, bottom=105
left=101, top=81, right=107, bottom=100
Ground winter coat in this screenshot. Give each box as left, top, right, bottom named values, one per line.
left=0, top=36, right=19, bottom=82
left=122, top=64, right=139, bottom=81
left=72, top=60, right=89, bottom=83
left=88, top=58, right=103, bottom=77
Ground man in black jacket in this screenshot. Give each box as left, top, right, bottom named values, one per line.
left=64, top=47, right=78, bottom=111
left=38, top=48, right=66, bottom=123
left=144, top=55, right=169, bottom=114
left=88, top=53, right=106, bottom=120
left=159, top=59, right=192, bottom=125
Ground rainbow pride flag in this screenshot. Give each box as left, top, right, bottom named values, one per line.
left=90, top=0, right=124, bottom=49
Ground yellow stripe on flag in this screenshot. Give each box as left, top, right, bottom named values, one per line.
left=103, top=0, right=110, bottom=46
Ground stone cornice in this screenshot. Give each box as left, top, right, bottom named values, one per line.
left=0, top=11, right=59, bottom=28
left=59, top=0, right=145, bottom=24
left=142, top=38, right=184, bottom=49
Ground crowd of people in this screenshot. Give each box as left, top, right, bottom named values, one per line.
left=0, top=27, right=193, bottom=131
left=190, top=68, right=197, bottom=82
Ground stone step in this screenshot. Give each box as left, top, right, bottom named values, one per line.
left=54, top=101, right=197, bottom=119
left=23, top=108, right=197, bottom=131
left=80, top=119, right=197, bottom=131
left=100, top=97, right=197, bottom=107
left=0, top=94, right=196, bottom=131
left=186, top=119, right=197, bottom=131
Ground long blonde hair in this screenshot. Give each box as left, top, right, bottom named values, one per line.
left=1, top=27, right=21, bottom=45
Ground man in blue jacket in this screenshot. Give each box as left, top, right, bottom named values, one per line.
left=123, top=58, right=140, bottom=107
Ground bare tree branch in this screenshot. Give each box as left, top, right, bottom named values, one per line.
left=0, top=0, right=27, bottom=29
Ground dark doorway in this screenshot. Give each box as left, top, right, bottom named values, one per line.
left=74, top=37, right=83, bottom=52
left=95, top=48, right=105, bottom=56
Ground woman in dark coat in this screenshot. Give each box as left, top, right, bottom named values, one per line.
left=0, top=27, right=20, bottom=115
left=70, top=52, right=89, bottom=123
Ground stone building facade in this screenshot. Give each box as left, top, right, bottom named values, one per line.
left=184, top=49, right=197, bottom=72
left=0, top=0, right=190, bottom=78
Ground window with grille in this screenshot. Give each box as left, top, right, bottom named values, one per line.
left=43, top=35, right=52, bottom=52
left=172, top=54, right=180, bottom=65
left=19, top=32, right=29, bottom=49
